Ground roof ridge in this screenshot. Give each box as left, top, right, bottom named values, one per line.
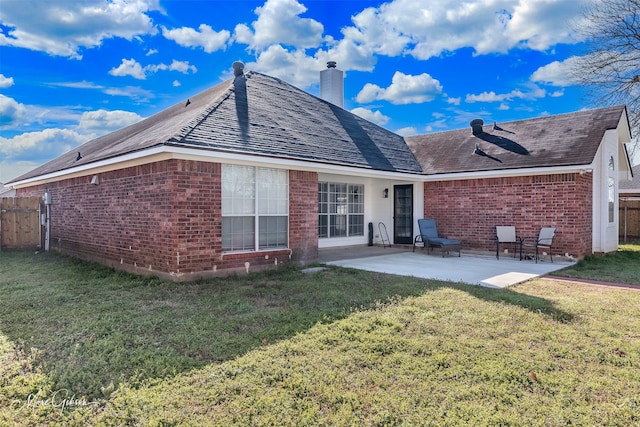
left=407, top=104, right=627, bottom=139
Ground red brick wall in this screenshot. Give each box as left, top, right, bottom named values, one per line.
left=19, top=161, right=176, bottom=272
left=289, top=170, right=318, bottom=262
left=17, top=160, right=320, bottom=280
left=423, top=173, right=593, bottom=258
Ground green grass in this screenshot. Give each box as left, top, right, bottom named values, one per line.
left=550, top=243, right=640, bottom=285
left=1, top=251, right=639, bottom=426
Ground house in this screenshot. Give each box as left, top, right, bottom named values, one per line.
left=619, top=164, right=640, bottom=240
left=406, top=106, right=633, bottom=258
left=8, top=61, right=633, bottom=280
left=0, top=183, right=16, bottom=197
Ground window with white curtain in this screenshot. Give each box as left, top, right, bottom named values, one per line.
left=222, top=164, right=288, bottom=252
left=318, top=182, right=364, bottom=238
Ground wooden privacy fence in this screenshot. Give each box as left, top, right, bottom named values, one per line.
left=620, top=199, right=640, bottom=242
left=0, top=197, right=42, bottom=251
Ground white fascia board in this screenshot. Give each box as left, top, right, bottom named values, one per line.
left=169, top=145, right=425, bottom=180
left=10, top=145, right=424, bottom=188
left=423, top=164, right=596, bottom=182
left=10, top=146, right=172, bottom=188
left=12, top=144, right=598, bottom=189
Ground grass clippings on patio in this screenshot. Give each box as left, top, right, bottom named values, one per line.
left=1, top=251, right=639, bottom=426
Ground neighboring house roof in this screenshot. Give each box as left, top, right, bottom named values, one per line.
left=620, top=164, right=640, bottom=197
left=405, top=105, right=628, bottom=175
left=0, top=184, right=16, bottom=197
left=11, top=70, right=422, bottom=184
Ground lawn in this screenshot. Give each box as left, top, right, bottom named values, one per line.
left=1, top=251, right=639, bottom=426
left=549, top=244, right=640, bottom=284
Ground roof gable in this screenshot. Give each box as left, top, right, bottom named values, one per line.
left=167, top=71, right=421, bottom=173
left=405, top=105, right=628, bottom=175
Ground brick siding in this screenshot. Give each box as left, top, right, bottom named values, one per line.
left=17, top=159, right=320, bottom=280
left=423, top=173, right=593, bottom=258
left=289, top=170, right=319, bottom=262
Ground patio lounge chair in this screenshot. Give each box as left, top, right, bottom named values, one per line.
left=413, top=218, right=461, bottom=257
left=521, top=227, right=556, bottom=263
left=495, top=226, right=522, bottom=260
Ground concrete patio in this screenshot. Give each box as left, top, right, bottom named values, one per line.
left=317, top=246, right=574, bottom=288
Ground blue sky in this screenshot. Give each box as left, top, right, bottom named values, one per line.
left=0, top=0, right=598, bottom=183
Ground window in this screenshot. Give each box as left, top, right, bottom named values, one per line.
left=222, top=165, right=288, bottom=252
left=608, top=155, right=615, bottom=223
left=318, top=182, right=364, bottom=238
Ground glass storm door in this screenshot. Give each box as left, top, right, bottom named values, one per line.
left=393, top=185, right=413, bottom=244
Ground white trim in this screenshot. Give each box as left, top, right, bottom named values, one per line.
left=10, top=146, right=172, bottom=188
left=11, top=142, right=601, bottom=189
left=423, top=164, right=595, bottom=182
left=10, top=145, right=426, bottom=188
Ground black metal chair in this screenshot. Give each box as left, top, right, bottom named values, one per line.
left=521, top=227, right=556, bottom=263
left=413, top=218, right=461, bottom=257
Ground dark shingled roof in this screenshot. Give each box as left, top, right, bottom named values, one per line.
left=13, top=71, right=421, bottom=182
left=405, top=105, right=627, bottom=175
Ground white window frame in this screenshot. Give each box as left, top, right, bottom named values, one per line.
left=318, top=182, right=365, bottom=239
left=222, top=164, right=289, bottom=252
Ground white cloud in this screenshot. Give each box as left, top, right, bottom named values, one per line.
left=241, top=39, right=376, bottom=90
left=337, top=0, right=587, bottom=62
left=342, top=6, right=410, bottom=57
left=147, top=60, right=197, bottom=74
left=355, top=83, right=383, bottom=104
left=0, top=160, right=39, bottom=183
left=162, top=24, right=230, bottom=53
left=0, top=107, right=144, bottom=182
left=447, top=97, right=461, bottom=106
left=530, top=56, right=582, bottom=87
left=466, top=91, right=505, bottom=103
left=172, top=80, right=181, bottom=87
left=243, top=45, right=325, bottom=89
left=50, top=80, right=153, bottom=102
left=103, top=86, right=154, bottom=102
left=78, top=110, right=143, bottom=132
left=50, top=80, right=105, bottom=90
left=0, top=74, right=14, bottom=88
left=234, top=0, right=324, bottom=50
left=465, top=85, right=546, bottom=103
left=356, top=71, right=443, bottom=105
left=109, top=58, right=197, bottom=80
left=233, top=0, right=587, bottom=93
left=0, top=0, right=161, bottom=59
left=350, top=107, right=390, bottom=126
left=0, top=128, right=88, bottom=162
left=0, top=94, right=26, bottom=127
left=109, top=58, right=147, bottom=79
left=394, top=126, right=418, bottom=137
left=505, top=0, right=586, bottom=52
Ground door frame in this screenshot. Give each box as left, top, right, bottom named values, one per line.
left=393, top=184, right=414, bottom=244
